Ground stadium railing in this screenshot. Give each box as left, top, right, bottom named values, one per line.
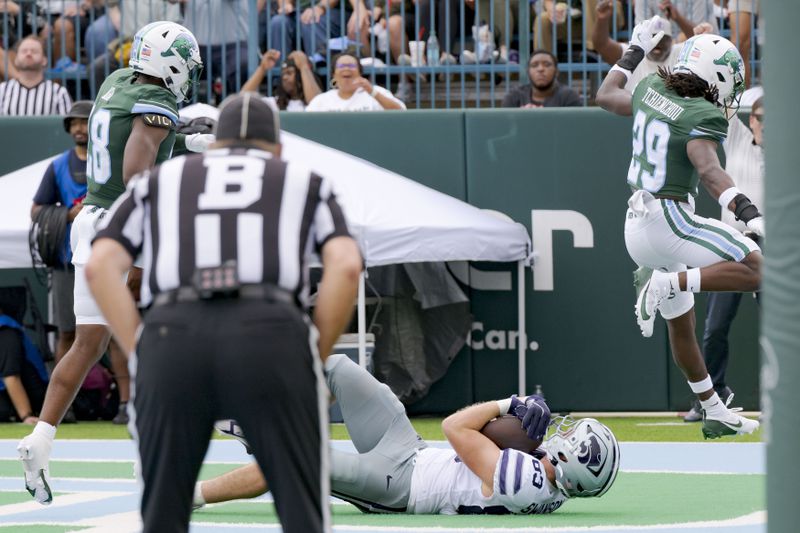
left=0, top=0, right=761, bottom=109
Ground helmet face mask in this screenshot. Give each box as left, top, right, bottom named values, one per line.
left=674, top=34, right=746, bottom=115
left=542, top=416, right=620, bottom=499
left=129, top=21, right=203, bottom=102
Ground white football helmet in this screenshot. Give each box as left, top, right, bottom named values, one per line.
left=129, top=21, right=203, bottom=102
left=542, top=416, right=620, bottom=498
left=674, top=33, right=745, bottom=111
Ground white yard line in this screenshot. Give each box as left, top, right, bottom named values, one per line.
left=0, top=491, right=127, bottom=516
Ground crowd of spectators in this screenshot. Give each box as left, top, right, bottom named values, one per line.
left=0, top=0, right=762, bottom=111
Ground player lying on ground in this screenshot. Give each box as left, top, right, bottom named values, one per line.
left=595, top=19, right=762, bottom=439
left=196, top=354, right=620, bottom=515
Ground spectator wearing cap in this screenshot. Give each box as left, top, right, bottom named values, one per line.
left=593, top=7, right=681, bottom=91
left=240, top=49, right=322, bottom=111
left=502, top=50, right=581, bottom=108
left=86, top=91, right=361, bottom=532
left=0, top=36, right=72, bottom=116
left=306, top=52, right=405, bottom=111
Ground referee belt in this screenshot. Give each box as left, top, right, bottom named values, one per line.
left=152, top=284, right=295, bottom=307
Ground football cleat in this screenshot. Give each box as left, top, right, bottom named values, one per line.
left=701, top=394, right=759, bottom=439
left=634, top=268, right=675, bottom=337
left=214, top=420, right=252, bottom=455
left=17, top=433, right=54, bottom=505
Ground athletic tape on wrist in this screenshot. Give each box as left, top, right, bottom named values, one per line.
left=496, top=398, right=513, bottom=415
left=718, top=186, right=742, bottom=208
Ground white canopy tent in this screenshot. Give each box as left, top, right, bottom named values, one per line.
left=0, top=122, right=533, bottom=394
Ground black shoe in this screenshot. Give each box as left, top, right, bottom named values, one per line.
left=112, top=403, right=129, bottom=425
left=62, top=406, right=77, bottom=424
left=716, top=386, right=734, bottom=405
left=684, top=399, right=702, bottom=422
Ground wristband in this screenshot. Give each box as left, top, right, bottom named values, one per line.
left=496, top=398, right=512, bottom=415
left=717, top=186, right=742, bottom=209
left=370, top=86, right=379, bottom=98
left=616, top=45, right=645, bottom=72
left=609, top=64, right=632, bottom=82
left=733, top=194, right=761, bottom=223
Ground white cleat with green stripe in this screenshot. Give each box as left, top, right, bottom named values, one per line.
left=633, top=267, right=675, bottom=338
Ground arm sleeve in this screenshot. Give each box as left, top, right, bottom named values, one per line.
left=312, top=175, right=352, bottom=251
left=32, top=163, right=59, bottom=205
left=93, top=172, right=150, bottom=259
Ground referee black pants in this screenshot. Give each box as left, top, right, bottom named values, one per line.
left=132, top=299, right=330, bottom=533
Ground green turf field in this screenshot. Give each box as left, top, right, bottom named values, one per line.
left=0, top=416, right=764, bottom=442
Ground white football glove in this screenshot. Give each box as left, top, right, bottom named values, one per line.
left=629, top=16, right=666, bottom=56
left=746, top=216, right=765, bottom=238
left=185, top=133, right=215, bottom=153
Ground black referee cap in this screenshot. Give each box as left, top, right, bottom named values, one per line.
left=215, top=92, right=280, bottom=144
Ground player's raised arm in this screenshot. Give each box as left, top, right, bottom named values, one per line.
left=596, top=17, right=666, bottom=116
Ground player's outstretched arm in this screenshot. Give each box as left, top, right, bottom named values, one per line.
left=314, top=236, right=362, bottom=361
left=688, top=138, right=765, bottom=237
left=85, top=238, right=138, bottom=354
left=442, top=402, right=503, bottom=495
left=195, top=463, right=267, bottom=507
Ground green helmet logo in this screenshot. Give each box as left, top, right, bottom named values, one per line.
left=161, top=34, right=198, bottom=63
left=713, top=49, right=745, bottom=93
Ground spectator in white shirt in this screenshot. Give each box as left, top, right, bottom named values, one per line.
left=306, top=52, right=405, bottom=111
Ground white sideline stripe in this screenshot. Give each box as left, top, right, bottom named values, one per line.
left=0, top=456, right=249, bottom=464
left=569, top=412, right=761, bottom=418
left=76, top=510, right=142, bottom=532
left=621, top=470, right=762, bottom=476
left=0, top=476, right=136, bottom=483
left=0, top=490, right=127, bottom=516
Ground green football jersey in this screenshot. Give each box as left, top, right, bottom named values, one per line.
left=627, top=74, right=728, bottom=198
left=85, top=68, right=179, bottom=209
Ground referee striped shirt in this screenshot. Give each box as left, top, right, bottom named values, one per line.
left=94, top=146, right=352, bottom=307
left=0, top=78, right=73, bottom=116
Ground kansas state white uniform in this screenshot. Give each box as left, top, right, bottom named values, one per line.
left=407, top=448, right=566, bottom=515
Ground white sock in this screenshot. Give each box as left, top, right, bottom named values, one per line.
left=688, top=376, right=713, bottom=394
left=700, top=392, right=728, bottom=418
left=686, top=268, right=702, bottom=293
left=193, top=482, right=206, bottom=507
left=33, top=421, right=56, bottom=440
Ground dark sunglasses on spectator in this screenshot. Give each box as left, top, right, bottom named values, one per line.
left=752, top=113, right=764, bottom=123
left=336, top=62, right=359, bottom=70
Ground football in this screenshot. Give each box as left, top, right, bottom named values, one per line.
left=481, top=414, right=542, bottom=453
